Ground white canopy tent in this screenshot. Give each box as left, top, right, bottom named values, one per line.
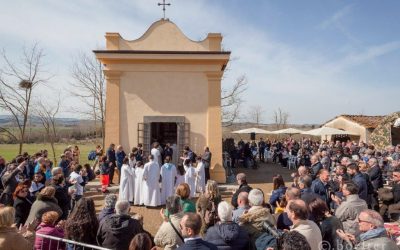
left=232, top=127, right=272, bottom=134
left=301, top=126, right=359, bottom=137
left=270, top=128, right=303, bottom=136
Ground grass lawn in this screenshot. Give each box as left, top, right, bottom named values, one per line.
left=0, top=143, right=96, bottom=165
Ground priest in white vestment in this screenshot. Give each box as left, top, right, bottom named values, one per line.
left=160, top=156, right=177, bottom=205
left=143, top=155, right=161, bottom=207
left=119, top=158, right=135, bottom=203
left=128, top=152, right=136, bottom=168
left=195, top=157, right=206, bottom=193
left=183, top=159, right=196, bottom=198
left=133, top=161, right=144, bottom=205
left=151, top=142, right=162, bottom=166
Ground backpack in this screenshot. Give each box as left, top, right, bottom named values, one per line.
left=88, top=150, right=97, bottom=161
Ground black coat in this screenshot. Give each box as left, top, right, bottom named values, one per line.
left=51, top=184, right=70, bottom=220
left=177, top=238, right=218, bottom=250
left=311, top=179, right=329, bottom=204
left=205, top=222, right=249, bottom=250
left=393, top=182, right=400, bottom=203
left=13, top=197, right=32, bottom=228
left=97, top=214, right=144, bottom=250
left=301, top=187, right=320, bottom=205
left=231, top=183, right=252, bottom=208
left=310, top=162, right=323, bottom=180
left=369, top=165, right=383, bottom=190
left=352, top=173, right=368, bottom=202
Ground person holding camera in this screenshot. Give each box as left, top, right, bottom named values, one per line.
left=0, top=160, right=26, bottom=206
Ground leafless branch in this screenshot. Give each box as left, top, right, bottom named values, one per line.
left=0, top=44, right=48, bottom=153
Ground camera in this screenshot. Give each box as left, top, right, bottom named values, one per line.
left=262, top=220, right=285, bottom=250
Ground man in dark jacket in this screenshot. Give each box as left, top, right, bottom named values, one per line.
left=106, top=144, right=116, bottom=184
left=368, top=158, right=383, bottom=190
left=97, top=200, right=144, bottom=249
left=311, top=169, right=330, bottom=205
left=347, top=164, right=368, bottom=202
left=177, top=213, right=217, bottom=250
left=388, top=169, right=400, bottom=220
left=299, top=175, right=319, bottom=205
left=205, top=201, right=249, bottom=250
left=309, top=155, right=323, bottom=180
left=231, top=173, right=252, bottom=209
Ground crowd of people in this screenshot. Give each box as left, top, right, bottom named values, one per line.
left=0, top=142, right=215, bottom=250
left=0, top=138, right=399, bottom=250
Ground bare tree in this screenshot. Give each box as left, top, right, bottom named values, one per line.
left=248, top=105, right=264, bottom=126
left=35, top=98, right=61, bottom=165
left=221, top=75, right=248, bottom=126
left=70, top=52, right=105, bottom=148
left=273, top=108, right=290, bottom=130
left=0, top=44, right=49, bottom=154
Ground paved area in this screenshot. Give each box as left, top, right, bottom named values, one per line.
left=84, top=161, right=297, bottom=236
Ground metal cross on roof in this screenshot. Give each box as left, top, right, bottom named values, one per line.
left=158, top=0, right=171, bottom=19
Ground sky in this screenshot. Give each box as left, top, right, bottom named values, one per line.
left=0, top=0, right=399, bottom=124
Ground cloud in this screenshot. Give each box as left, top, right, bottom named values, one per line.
left=319, top=4, right=354, bottom=30
left=0, top=1, right=398, bottom=124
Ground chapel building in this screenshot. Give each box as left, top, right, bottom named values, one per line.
left=94, top=19, right=230, bottom=182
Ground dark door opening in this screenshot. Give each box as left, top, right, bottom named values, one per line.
left=151, top=122, right=177, bottom=146
left=391, top=126, right=400, bottom=146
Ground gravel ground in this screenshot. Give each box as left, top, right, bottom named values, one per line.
left=85, top=161, right=296, bottom=236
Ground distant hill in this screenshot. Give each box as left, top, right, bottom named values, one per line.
left=0, top=115, right=90, bottom=127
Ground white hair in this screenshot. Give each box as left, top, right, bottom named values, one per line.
left=51, top=167, right=62, bottom=176
left=115, top=200, right=130, bottom=215
left=217, top=201, right=233, bottom=222
left=248, top=189, right=264, bottom=206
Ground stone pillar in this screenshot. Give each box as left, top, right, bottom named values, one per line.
left=206, top=72, right=225, bottom=183
left=104, top=71, right=121, bottom=148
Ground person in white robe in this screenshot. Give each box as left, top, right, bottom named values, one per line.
left=160, top=156, right=177, bottom=205
left=143, top=155, right=161, bottom=207
left=151, top=142, right=162, bottom=166
left=133, top=161, right=145, bottom=205
left=183, top=159, right=196, bottom=198
left=128, top=152, right=136, bottom=168
left=119, top=157, right=135, bottom=203
left=171, top=143, right=178, bottom=166
left=175, top=163, right=185, bottom=189
left=195, top=157, right=206, bottom=194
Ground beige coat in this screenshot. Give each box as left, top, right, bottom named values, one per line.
left=0, top=227, right=34, bottom=250
left=291, top=220, right=322, bottom=250
left=335, top=194, right=368, bottom=235
left=238, top=206, right=276, bottom=249
left=154, top=213, right=184, bottom=250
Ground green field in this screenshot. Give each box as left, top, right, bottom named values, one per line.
left=0, top=143, right=95, bottom=165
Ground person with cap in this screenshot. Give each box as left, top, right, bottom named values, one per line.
left=98, top=194, right=117, bottom=223
left=58, top=154, right=70, bottom=177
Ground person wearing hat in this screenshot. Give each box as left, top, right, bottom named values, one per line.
left=98, top=194, right=117, bottom=223
left=58, top=154, right=70, bottom=177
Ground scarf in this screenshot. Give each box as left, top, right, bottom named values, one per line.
left=359, top=227, right=387, bottom=241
